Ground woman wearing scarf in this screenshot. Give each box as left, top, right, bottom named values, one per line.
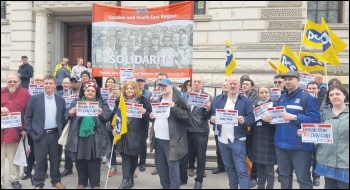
left=111, top=81, right=151, bottom=189
left=65, top=81, right=112, bottom=189
left=250, top=87, right=277, bottom=189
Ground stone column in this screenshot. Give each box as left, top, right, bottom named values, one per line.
left=33, top=8, right=49, bottom=75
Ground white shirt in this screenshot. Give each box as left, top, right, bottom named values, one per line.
left=154, top=98, right=171, bottom=140
left=44, top=93, right=57, bottom=129
left=218, top=96, right=236, bottom=144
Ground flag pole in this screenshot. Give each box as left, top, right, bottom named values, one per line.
left=299, top=18, right=307, bottom=59
left=104, top=143, right=115, bottom=189
left=324, top=62, right=329, bottom=89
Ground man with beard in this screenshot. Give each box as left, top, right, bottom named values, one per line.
left=1, top=73, right=31, bottom=189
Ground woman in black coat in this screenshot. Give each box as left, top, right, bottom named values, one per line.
left=251, top=86, right=277, bottom=189
left=111, top=81, right=151, bottom=189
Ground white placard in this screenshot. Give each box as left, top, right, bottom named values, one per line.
left=76, top=101, right=99, bottom=117
left=253, top=102, right=273, bottom=121
left=301, top=123, right=333, bottom=144
left=126, top=102, right=143, bottom=118
left=29, top=85, right=44, bottom=96
left=215, top=109, right=238, bottom=126
left=187, top=92, right=209, bottom=107
left=63, top=95, right=78, bottom=109
left=267, top=106, right=289, bottom=124
left=270, top=88, right=281, bottom=102
left=1, top=112, right=22, bottom=129
left=153, top=89, right=162, bottom=102
left=120, top=68, right=134, bottom=81
left=151, top=103, right=170, bottom=118
left=101, top=88, right=110, bottom=100
left=299, top=74, right=315, bottom=90
left=107, top=98, right=116, bottom=111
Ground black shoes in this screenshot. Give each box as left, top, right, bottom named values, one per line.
left=61, top=169, right=73, bottom=177
left=194, top=181, right=202, bottom=189
left=118, top=178, right=133, bottom=189
left=11, top=181, right=22, bottom=189
left=313, top=177, right=320, bottom=187
left=212, top=168, right=225, bottom=174
left=139, top=164, right=146, bottom=172
left=21, top=173, right=31, bottom=180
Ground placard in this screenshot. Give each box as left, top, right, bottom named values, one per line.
left=63, top=95, right=78, bottom=109
left=301, top=123, right=333, bottom=144
left=107, top=98, right=116, bottom=111
left=267, top=106, right=289, bottom=124
left=76, top=101, right=99, bottom=117
left=239, top=91, right=246, bottom=97
left=153, top=89, right=162, bottom=102
left=215, top=109, right=238, bottom=126
left=1, top=112, right=22, bottom=129
left=125, top=102, right=143, bottom=118
left=253, top=102, right=273, bottom=121
left=151, top=103, right=170, bottom=118
left=29, top=85, right=44, bottom=96
left=101, top=88, right=110, bottom=100
left=270, top=88, right=281, bottom=102
left=299, top=73, right=315, bottom=90
left=120, top=68, right=134, bottom=81
left=187, top=92, right=209, bottom=107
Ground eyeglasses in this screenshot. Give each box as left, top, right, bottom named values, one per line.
left=7, top=80, right=18, bottom=84
left=274, top=81, right=282, bottom=84
left=35, top=79, right=43, bottom=82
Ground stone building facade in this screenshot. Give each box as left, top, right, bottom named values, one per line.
left=1, top=1, right=349, bottom=89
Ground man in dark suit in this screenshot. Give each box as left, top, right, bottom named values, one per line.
left=25, top=75, right=67, bottom=189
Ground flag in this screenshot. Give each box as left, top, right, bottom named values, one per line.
left=112, top=95, right=127, bottom=144
left=302, top=19, right=323, bottom=49
left=329, top=30, right=348, bottom=55
left=225, top=40, right=237, bottom=77
left=267, top=59, right=288, bottom=74
left=278, top=44, right=301, bottom=72
left=298, top=52, right=326, bottom=73
left=320, top=17, right=340, bottom=66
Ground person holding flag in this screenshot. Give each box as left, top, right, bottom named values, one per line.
left=64, top=81, right=112, bottom=189
left=110, top=82, right=151, bottom=189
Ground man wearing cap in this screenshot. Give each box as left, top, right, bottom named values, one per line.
left=264, top=71, right=320, bottom=189
left=149, top=78, right=190, bottom=189
left=18, top=55, right=34, bottom=89
left=136, top=77, right=152, bottom=172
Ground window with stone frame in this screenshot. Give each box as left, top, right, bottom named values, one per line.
left=307, top=1, right=343, bottom=23
left=169, top=1, right=206, bottom=15
left=1, top=1, right=6, bottom=19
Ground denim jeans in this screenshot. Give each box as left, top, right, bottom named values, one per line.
left=218, top=140, right=250, bottom=189
left=276, top=147, right=313, bottom=189
left=155, top=138, right=180, bottom=189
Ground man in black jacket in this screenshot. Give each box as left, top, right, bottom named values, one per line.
left=17, top=55, right=34, bottom=89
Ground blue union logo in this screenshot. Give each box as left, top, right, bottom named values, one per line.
left=301, top=56, right=325, bottom=67
left=306, top=29, right=322, bottom=43
left=321, top=30, right=332, bottom=51
left=225, top=46, right=233, bottom=67
left=281, top=55, right=297, bottom=71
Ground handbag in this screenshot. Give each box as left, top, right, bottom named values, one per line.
left=58, top=120, right=71, bottom=146
left=246, top=156, right=252, bottom=176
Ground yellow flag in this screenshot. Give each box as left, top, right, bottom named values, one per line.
left=302, top=19, right=322, bottom=49
left=298, top=52, right=326, bottom=73
left=278, top=44, right=302, bottom=72
left=225, top=40, right=237, bottom=77
left=320, top=17, right=340, bottom=66
left=112, top=95, right=127, bottom=144
left=329, top=30, right=348, bottom=55
left=267, top=59, right=288, bottom=74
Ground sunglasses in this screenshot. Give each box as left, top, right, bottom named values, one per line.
left=7, top=80, right=18, bottom=84
left=274, top=81, right=282, bottom=84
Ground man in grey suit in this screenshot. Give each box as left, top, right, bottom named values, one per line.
left=25, top=75, right=67, bottom=189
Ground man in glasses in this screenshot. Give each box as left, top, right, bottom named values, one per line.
left=33, top=74, right=45, bottom=86
left=18, top=55, right=34, bottom=89
left=1, top=73, right=31, bottom=189
left=273, top=75, right=284, bottom=90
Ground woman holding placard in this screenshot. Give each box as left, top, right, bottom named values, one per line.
left=251, top=87, right=277, bottom=189
left=111, top=81, right=151, bottom=189
left=64, top=81, right=112, bottom=189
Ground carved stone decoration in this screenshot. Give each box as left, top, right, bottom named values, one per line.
left=260, top=8, right=302, bottom=19
left=267, top=20, right=302, bottom=29
left=267, top=1, right=303, bottom=7
left=259, top=31, right=302, bottom=42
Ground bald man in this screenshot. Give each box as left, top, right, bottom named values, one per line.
left=313, top=74, right=327, bottom=99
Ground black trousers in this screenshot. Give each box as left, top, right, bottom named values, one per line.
left=179, top=152, right=189, bottom=183
left=138, top=125, right=149, bottom=165
left=188, top=132, right=209, bottom=183
left=75, top=158, right=101, bottom=188
left=120, top=152, right=138, bottom=179
left=256, top=163, right=275, bottom=189
left=32, top=132, right=61, bottom=188
left=246, top=133, right=257, bottom=180
left=24, top=135, right=35, bottom=175
left=214, top=135, right=225, bottom=170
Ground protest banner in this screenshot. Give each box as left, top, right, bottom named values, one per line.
left=270, top=88, right=281, bottom=102
left=253, top=102, right=273, bottom=121
left=301, top=123, right=333, bottom=144
left=76, top=101, right=99, bottom=117
left=107, top=98, right=116, bottom=111
left=153, top=89, right=162, bottom=102
left=101, top=88, right=110, bottom=100
left=63, top=95, right=78, bottom=109
left=151, top=103, right=170, bottom=118
left=267, top=106, right=289, bottom=124
left=125, top=102, right=143, bottom=118
left=187, top=92, right=209, bottom=107
left=215, top=109, right=238, bottom=126
left=1, top=112, right=22, bottom=129
left=299, top=73, right=315, bottom=90
left=120, top=68, right=134, bottom=81
left=92, top=2, right=194, bottom=78
left=28, top=85, right=44, bottom=96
